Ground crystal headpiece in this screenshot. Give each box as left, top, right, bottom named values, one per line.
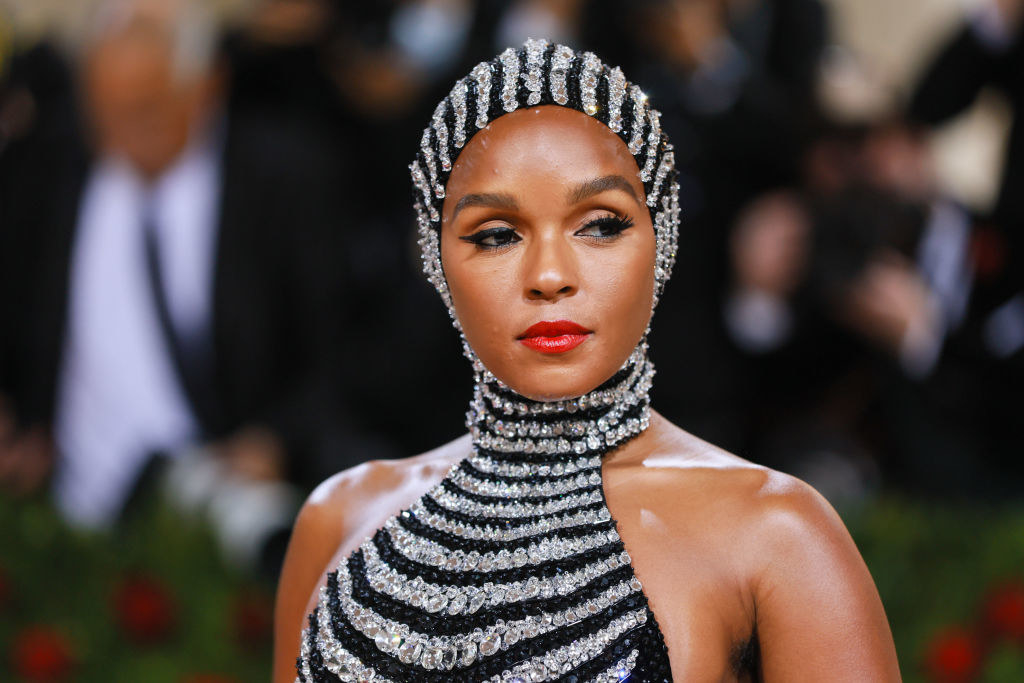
left=411, top=38, right=681, bottom=316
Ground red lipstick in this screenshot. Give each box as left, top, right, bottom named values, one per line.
left=517, top=320, right=592, bottom=354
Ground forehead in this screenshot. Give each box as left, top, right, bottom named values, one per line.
left=88, top=35, right=174, bottom=93
left=443, top=106, right=643, bottom=207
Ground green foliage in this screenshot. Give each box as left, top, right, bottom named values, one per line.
left=0, top=493, right=273, bottom=682
left=845, top=498, right=1024, bottom=683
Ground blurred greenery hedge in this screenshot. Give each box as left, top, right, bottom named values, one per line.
left=0, top=493, right=273, bottom=682
left=2, top=493, right=1023, bottom=682
left=846, top=499, right=1024, bottom=683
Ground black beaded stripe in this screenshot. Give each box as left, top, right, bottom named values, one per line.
left=373, top=528, right=626, bottom=588
left=399, top=507, right=617, bottom=554
left=418, top=495, right=607, bottom=530
left=631, top=619, right=676, bottom=682
left=348, top=549, right=638, bottom=636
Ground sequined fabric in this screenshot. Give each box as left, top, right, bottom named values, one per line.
left=296, top=348, right=673, bottom=681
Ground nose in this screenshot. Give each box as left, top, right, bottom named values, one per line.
left=523, top=232, right=579, bottom=302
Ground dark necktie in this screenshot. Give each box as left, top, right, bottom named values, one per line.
left=141, top=201, right=216, bottom=435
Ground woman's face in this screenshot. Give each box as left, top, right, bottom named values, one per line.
left=441, top=106, right=656, bottom=401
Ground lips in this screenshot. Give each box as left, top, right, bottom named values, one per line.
left=517, top=320, right=592, bottom=354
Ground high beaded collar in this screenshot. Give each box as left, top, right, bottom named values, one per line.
left=466, top=344, right=655, bottom=465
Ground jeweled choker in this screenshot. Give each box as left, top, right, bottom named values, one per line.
left=467, top=344, right=654, bottom=461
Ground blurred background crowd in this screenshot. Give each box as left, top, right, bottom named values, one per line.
left=0, top=0, right=1022, bottom=680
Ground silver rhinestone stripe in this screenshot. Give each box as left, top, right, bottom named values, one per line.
left=606, top=66, right=627, bottom=132
left=386, top=516, right=618, bottom=570
left=297, top=631, right=313, bottom=683
left=590, top=649, right=639, bottom=683
left=470, top=400, right=653, bottom=456
left=419, top=128, right=442, bottom=199
left=417, top=225, right=446, bottom=299
left=450, top=464, right=602, bottom=499
left=627, top=85, right=648, bottom=155
left=450, top=81, right=468, bottom=149
left=549, top=44, right=574, bottom=105
left=467, top=453, right=602, bottom=478
left=326, top=556, right=644, bottom=673
left=433, top=100, right=452, bottom=173
left=579, top=52, right=602, bottom=116
left=361, top=540, right=639, bottom=618
left=640, top=110, right=662, bottom=183
left=472, top=62, right=491, bottom=129
left=429, top=482, right=604, bottom=519
left=500, top=47, right=519, bottom=113
left=523, top=38, right=548, bottom=106
left=484, top=609, right=649, bottom=682
left=647, top=146, right=675, bottom=208
left=409, top=497, right=611, bottom=542
left=409, top=161, right=436, bottom=222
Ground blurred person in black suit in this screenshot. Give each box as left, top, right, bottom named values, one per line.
left=909, top=0, right=1024, bottom=358
left=908, top=0, right=1024, bottom=482
left=0, top=0, right=387, bottom=536
left=722, top=118, right=1017, bottom=500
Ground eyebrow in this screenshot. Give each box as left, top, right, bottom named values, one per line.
left=452, top=192, right=519, bottom=220
left=567, top=175, right=641, bottom=205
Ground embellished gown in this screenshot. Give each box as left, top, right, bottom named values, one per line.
left=297, top=350, right=674, bottom=681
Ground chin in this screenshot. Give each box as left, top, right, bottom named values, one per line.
left=499, top=362, right=614, bottom=403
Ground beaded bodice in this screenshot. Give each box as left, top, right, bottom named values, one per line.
left=296, top=348, right=673, bottom=682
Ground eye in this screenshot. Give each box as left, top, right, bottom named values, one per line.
left=459, top=226, right=522, bottom=250
left=574, top=214, right=635, bottom=239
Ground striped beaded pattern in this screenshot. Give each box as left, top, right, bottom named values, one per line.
left=410, top=39, right=681, bottom=315
left=296, top=350, right=673, bottom=682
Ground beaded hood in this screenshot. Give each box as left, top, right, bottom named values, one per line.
left=410, top=38, right=680, bottom=315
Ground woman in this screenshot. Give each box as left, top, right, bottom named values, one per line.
left=274, top=40, right=901, bottom=682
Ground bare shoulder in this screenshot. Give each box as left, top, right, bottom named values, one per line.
left=607, top=412, right=846, bottom=548
left=271, top=434, right=470, bottom=683
left=607, top=414, right=899, bottom=680
left=299, top=434, right=470, bottom=538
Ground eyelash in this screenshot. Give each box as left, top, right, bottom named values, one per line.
left=459, top=215, right=636, bottom=251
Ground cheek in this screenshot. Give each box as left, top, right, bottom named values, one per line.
left=591, top=237, right=657, bottom=328
left=442, top=237, right=514, bottom=342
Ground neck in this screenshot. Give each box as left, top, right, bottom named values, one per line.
left=466, top=343, right=655, bottom=465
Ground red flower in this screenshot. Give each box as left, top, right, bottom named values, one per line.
left=923, top=626, right=983, bottom=683
left=970, top=226, right=1006, bottom=281
left=231, top=589, right=273, bottom=650
left=10, top=626, right=75, bottom=682
left=982, top=580, right=1024, bottom=644
left=111, top=574, right=177, bottom=645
